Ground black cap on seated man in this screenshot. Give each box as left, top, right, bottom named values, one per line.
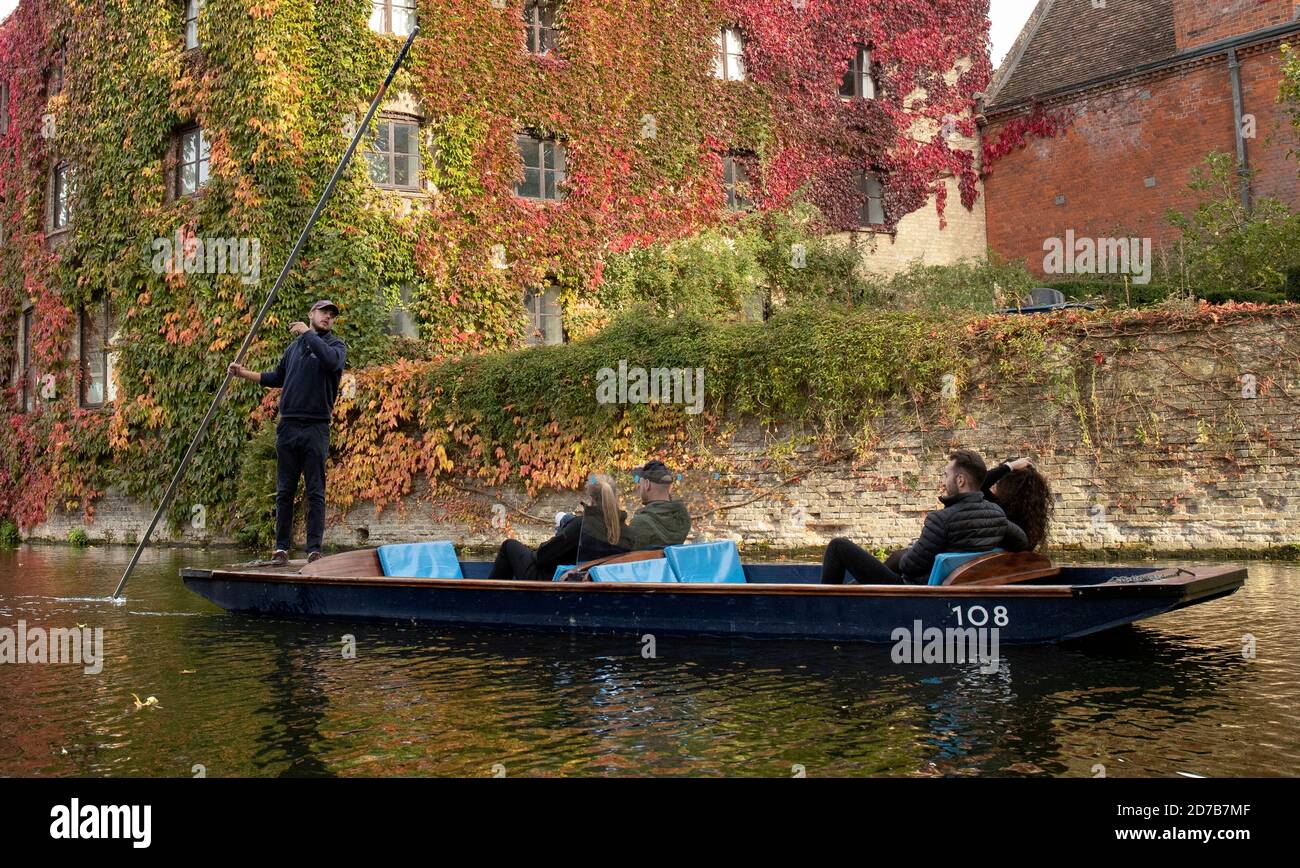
left=622, top=460, right=691, bottom=550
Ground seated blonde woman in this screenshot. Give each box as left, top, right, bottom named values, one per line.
left=487, top=474, right=628, bottom=581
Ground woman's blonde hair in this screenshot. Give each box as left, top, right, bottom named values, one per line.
left=585, top=474, right=621, bottom=546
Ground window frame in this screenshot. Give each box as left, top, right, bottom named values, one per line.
left=20, top=306, right=34, bottom=413
left=513, top=132, right=566, bottom=202
left=857, top=170, right=886, bottom=228
left=184, top=0, right=204, bottom=51
left=722, top=152, right=753, bottom=211
left=50, top=162, right=74, bottom=232
left=46, top=47, right=65, bottom=99
left=839, top=44, right=878, bottom=100
left=715, top=25, right=746, bottom=81
left=370, top=0, right=418, bottom=37
left=387, top=282, right=420, bottom=339
left=523, top=1, right=559, bottom=55
left=523, top=284, right=564, bottom=346
left=79, top=298, right=112, bottom=410
left=364, top=114, right=423, bottom=192
left=175, top=125, right=211, bottom=198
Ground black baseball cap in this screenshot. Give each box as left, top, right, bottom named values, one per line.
left=631, top=460, right=675, bottom=484
left=311, top=300, right=340, bottom=315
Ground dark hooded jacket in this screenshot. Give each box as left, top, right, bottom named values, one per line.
left=897, top=491, right=1029, bottom=582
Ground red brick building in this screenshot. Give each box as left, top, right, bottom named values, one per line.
left=981, top=0, right=1300, bottom=274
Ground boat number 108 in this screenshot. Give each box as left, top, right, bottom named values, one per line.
left=950, top=605, right=1009, bottom=627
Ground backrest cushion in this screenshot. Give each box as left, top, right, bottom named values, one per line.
left=588, top=558, right=678, bottom=583
left=377, top=541, right=464, bottom=579
left=927, top=549, right=1001, bottom=586
left=664, top=540, right=746, bottom=584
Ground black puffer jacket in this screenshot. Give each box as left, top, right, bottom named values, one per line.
left=898, top=491, right=1029, bottom=582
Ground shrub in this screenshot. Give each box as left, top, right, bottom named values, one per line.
left=859, top=254, right=1040, bottom=312
left=1165, top=153, right=1300, bottom=303
left=67, top=528, right=89, bottom=547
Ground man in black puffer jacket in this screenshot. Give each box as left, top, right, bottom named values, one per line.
left=821, top=449, right=1028, bottom=585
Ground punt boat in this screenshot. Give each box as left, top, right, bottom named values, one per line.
left=180, top=542, right=1246, bottom=644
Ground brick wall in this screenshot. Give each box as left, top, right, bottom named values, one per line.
left=983, top=43, right=1298, bottom=275
left=1173, top=0, right=1298, bottom=51
left=28, top=310, right=1300, bottom=556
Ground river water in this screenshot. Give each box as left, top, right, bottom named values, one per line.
left=0, top=544, right=1296, bottom=777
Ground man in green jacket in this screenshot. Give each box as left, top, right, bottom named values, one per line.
left=622, top=461, right=691, bottom=549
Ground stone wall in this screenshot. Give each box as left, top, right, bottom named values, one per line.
left=25, top=310, right=1300, bottom=555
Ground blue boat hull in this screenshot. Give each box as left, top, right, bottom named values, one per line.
left=180, top=561, right=1245, bottom=644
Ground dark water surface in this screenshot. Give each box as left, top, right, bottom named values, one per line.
left=0, top=544, right=1296, bottom=778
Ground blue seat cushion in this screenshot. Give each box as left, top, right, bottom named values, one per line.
left=927, top=549, right=1002, bottom=586
left=588, top=559, right=678, bottom=583
left=664, top=540, right=746, bottom=584
left=552, top=564, right=575, bottom=581
left=377, top=541, right=464, bottom=579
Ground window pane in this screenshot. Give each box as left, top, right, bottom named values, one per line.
left=22, top=310, right=34, bottom=411
left=518, top=167, right=541, bottom=198
left=518, top=136, right=539, bottom=169
left=182, top=131, right=197, bottom=164
left=394, top=7, right=415, bottom=36
left=553, top=144, right=566, bottom=176
left=181, top=162, right=197, bottom=194
left=366, top=151, right=388, bottom=183
left=82, top=306, right=105, bottom=406
left=868, top=198, right=884, bottom=225
left=541, top=316, right=560, bottom=344
left=732, top=54, right=745, bottom=80
left=544, top=170, right=557, bottom=200
left=394, top=122, right=412, bottom=156
left=369, top=1, right=385, bottom=32
left=394, top=154, right=410, bottom=186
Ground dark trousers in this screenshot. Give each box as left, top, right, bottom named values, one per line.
left=821, top=537, right=906, bottom=584
left=275, top=420, right=330, bottom=553
left=490, top=539, right=541, bottom=581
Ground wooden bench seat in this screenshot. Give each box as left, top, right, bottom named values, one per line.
left=942, top=551, right=1059, bottom=586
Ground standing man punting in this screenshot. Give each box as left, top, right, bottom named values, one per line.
left=228, top=300, right=347, bottom=565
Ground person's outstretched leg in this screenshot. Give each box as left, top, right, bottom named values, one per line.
left=821, top=537, right=902, bottom=584
left=489, top=539, right=540, bottom=580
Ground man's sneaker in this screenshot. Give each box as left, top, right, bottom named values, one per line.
left=307, top=551, right=322, bottom=564
left=270, top=550, right=289, bottom=567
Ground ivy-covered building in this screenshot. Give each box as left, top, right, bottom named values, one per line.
left=0, top=0, right=990, bottom=533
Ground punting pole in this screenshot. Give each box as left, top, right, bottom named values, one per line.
left=112, top=27, right=421, bottom=599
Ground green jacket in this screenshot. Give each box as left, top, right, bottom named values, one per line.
left=621, top=499, right=691, bottom=551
